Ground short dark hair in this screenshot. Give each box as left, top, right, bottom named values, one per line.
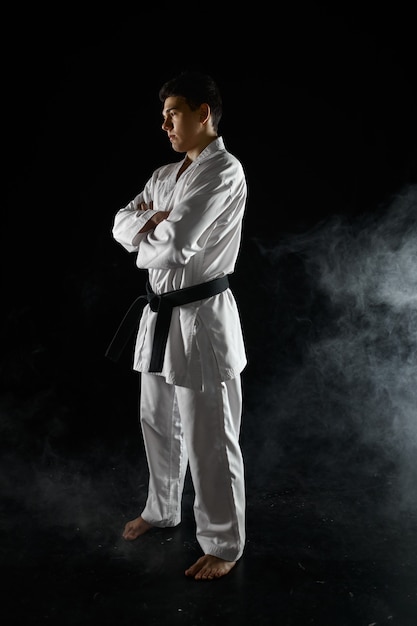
left=159, top=71, right=223, bottom=132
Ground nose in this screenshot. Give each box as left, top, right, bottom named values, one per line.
left=162, top=118, right=172, bottom=131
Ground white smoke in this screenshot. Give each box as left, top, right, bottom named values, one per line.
left=246, top=184, right=417, bottom=515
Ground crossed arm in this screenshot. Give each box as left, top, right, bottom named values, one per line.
left=138, top=201, right=169, bottom=233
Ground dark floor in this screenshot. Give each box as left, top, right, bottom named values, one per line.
left=2, top=434, right=417, bottom=626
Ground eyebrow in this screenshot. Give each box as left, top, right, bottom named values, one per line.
left=162, top=106, right=178, bottom=116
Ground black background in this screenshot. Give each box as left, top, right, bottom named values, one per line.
left=2, top=3, right=417, bottom=625
left=3, top=2, right=416, bottom=447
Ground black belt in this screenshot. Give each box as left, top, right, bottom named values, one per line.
left=105, top=275, right=230, bottom=372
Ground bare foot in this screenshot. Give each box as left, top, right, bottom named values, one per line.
left=122, top=516, right=153, bottom=541
left=185, top=555, right=236, bottom=580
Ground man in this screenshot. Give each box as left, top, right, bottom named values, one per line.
left=107, top=70, right=248, bottom=580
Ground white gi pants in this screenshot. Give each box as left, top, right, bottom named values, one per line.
left=139, top=371, right=246, bottom=562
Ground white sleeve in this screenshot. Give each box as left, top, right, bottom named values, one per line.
left=111, top=193, right=152, bottom=252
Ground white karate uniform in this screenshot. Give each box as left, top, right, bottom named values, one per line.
left=112, top=137, right=247, bottom=561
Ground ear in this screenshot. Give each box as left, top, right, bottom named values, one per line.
left=199, top=103, right=210, bottom=125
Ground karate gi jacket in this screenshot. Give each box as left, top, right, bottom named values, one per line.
left=112, top=137, right=247, bottom=390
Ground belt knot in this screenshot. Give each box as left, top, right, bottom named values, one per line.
left=106, top=275, right=230, bottom=371
left=148, top=294, right=161, bottom=313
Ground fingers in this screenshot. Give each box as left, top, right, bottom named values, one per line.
left=139, top=200, right=154, bottom=211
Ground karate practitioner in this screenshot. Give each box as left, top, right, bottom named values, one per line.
left=108, top=71, right=248, bottom=580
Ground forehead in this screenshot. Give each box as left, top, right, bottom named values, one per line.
left=162, top=96, right=189, bottom=115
